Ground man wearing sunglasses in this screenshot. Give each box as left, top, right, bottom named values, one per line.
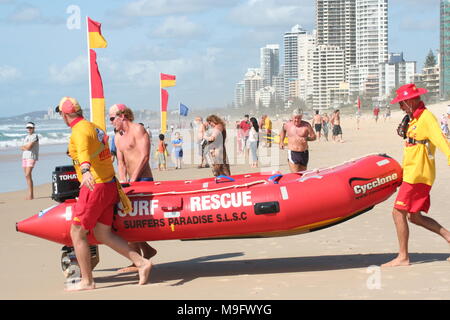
left=109, top=103, right=156, bottom=273
left=382, top=84, right=450, bottom=267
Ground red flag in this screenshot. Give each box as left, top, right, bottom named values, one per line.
left=357, top=96, right=361, bottom=110
left=90, top=49, right=104, bottom=99
left=161, top=88, right=168, bottom=112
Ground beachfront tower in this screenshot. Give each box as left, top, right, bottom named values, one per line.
left=284, top=25, right=307, bottom=103
left=316, top=0, right=356, bottom=82
left=354, top=0, right=388, bottom=97
left=260, top=44, right=280, bottom=87
left=441, top=0, right=450, bottom=99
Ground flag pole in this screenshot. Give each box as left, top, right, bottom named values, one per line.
left=86, top=16, right=93, bottom=122
left=160, top=73, right=162, bottom=134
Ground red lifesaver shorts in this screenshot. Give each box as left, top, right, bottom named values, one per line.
left=394, top=181, right=431, bottom=214
left=73, top=181, right=119, bottom=230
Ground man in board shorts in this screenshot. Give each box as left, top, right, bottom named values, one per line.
left=311, top=110, right=323, bottom=141
left=57, top=97, right=152, bottom=291
left=381, top=84, right=450, bottom=267
left=109, top=104, right=157, bottom=273
left=279, top=108, right=316, bottom=172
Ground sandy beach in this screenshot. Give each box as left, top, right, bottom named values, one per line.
left=2, top=102, right=450, bottom=300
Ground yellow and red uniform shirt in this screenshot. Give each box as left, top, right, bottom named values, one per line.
left=68, top=117, right=114, bottom=183
left=402, top=104, right=450, bottom=186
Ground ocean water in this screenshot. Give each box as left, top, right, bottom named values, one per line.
left=0, top=119, right=193, bottom=193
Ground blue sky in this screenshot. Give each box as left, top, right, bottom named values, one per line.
left=0, top=0, right=441, bottom=117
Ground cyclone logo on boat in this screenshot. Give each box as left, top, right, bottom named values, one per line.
left=349, top=173, right=398, bottom=198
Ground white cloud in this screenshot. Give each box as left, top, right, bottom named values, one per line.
left=49, top=56, right=87, bottom=85
left=152, top=16, right=203, bottom=38
left=230, top=0, right=314, bottom=27
left=0, top=65, right=21, bottom=82
left=122, top=0, right=237, bottom=17
left=6, top=3, right=64, bottom=25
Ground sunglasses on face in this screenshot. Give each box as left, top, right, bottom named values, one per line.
left=110, top=117, right=116, bottom=122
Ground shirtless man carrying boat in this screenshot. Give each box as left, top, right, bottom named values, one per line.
left=279, top=108, right=316, bottom=172
left=109, top=104, right=157, bottom=273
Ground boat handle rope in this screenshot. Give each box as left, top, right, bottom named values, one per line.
left=268, top=174, right=283, bottom=184
left=215, top=175, right=236, bottom=183
left=127, top=179, right=268, bottom=197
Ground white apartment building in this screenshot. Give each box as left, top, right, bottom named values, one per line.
left=379, top=53, right=416, bottom=100
left=244, top=68, right=263, bottom=105
left=260, top=44, right=280, bottom=87
left=298, top=30, right=317, bottom=102
left=310, top=45, right=346, bottom=109
left=316, top=0, right=356, bottom=82
left=234, top=81, right=245, bottom=108
left=255, top=86, right=276, bottom=109
left=353, top=0, right=388, bottom=97
left=284, top=25, right=307, bottom=102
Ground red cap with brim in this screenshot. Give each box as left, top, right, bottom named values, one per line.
left=390, top=83, right=428, bottom=104
left=55, top=97, right=81, bottom=114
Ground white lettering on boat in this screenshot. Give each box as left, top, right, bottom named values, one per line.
left=353, top=173, right=398, bottom=195
left=190, top=191, right=252, bottom=212
left=117, top=200, right=159, bottom=217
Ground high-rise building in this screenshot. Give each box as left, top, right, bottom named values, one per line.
left=310, top=45, right=346, bottom=109
left=234, top=81, right=245, bottom=109
left=260, top=44, right=280, bottom=87
left=284, top=25, right=307, bottom=102
left=379, top=53, right=416, bottom=100
left=298, top=30, right=317, bottom=102
left=354, top=0, right=388, bottom=97
left=441, top=0, right=450, bottom=99
left=316, top=0, right=356, bottom=81
left=243, top=68, right=263, bottom=106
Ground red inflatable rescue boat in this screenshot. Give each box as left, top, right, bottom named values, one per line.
left=17, top=154, right=402, bottom=246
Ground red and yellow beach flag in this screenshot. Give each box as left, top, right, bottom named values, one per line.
left=89, top=49, right=106, bottom=130
left=160, top=73, right=176, bottom=88
left=161, top=88, right=169, bottom=134
left=87, top=17, right=107, bottom=48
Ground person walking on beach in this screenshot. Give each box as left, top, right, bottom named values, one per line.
left=322, top=113, right=330, bottom=141
left=239, top=114, right=251, bottom=156
left=57, top=97, right=152, bottom=291
left=311, top=110, right=323, bottom=141
left=172, top=132, right=183, bottom=169
left=279, top=108, right=316, bottom=173
left=21, top=122, right=39, bottom=200
left=109, top=103, right=157, bottom=273
left=373, top=106, right=380, bottom=123
left=382, top=84, right=450, bottom=267
left=248, top=117, right=259, bottom=168
left=205, top=114, right=231, bottom=176
left=194, top=116, right=208, bottom=168
left=156, top=134, right=168, bottom=171
left=261, top=114, right=272, bottom=147
left=331, top=109, right=344, bottom=143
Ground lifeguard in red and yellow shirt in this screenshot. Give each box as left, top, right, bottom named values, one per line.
left=382, top=84, right=450, bottom=268
left=56, top=97, right=152, bottom=291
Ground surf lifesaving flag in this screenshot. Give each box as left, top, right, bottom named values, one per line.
left=179, top=103, right=189, bottom=117
left=160, top=73, right=176, bottom=88
left=357, top=96, right=361, bottom=111
left=87, top=17, right=107, bottom=48
left=89, top=49, right=106, bottom=130
left=87, top=17, right=107, bottom=131
left=161, top=89, right=169, bottom=134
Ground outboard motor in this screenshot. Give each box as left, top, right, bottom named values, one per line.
left=51, top=165, right=80, bottom=202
